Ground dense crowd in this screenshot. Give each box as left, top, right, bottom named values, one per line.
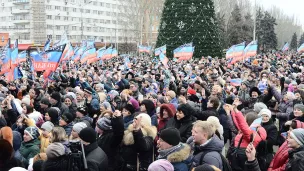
left=0, top=53, right=304, bottom=171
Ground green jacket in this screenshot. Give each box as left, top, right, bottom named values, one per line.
left=19, top=138, right=40, bottom=166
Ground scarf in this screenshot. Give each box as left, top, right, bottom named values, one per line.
left=157, top=143, right=183, bottom=159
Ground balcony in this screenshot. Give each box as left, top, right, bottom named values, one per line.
left=12, top=0, right=29, bottom=4
left=12, top=9, right=30, bottom=14
left=13, top=19, right=30, bottom=24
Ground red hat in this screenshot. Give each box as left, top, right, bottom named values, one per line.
left=187, top=88, right=196, bottom=95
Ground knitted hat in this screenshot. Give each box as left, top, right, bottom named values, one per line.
left=77, top=106, right=87, bottom=115
left=50, top=92, right=61, bottom=102
left=290, top=128, right=304, bottom=146
left=12, top=131, right=22, bottom=151
left=96, top=117, right=112, bottom=131
left=136, top=113, right=152, bottom=127
left=166, top=90, right=176, bottom=99
left=193, top=164, right=215, bottom=171
left=294, top=104, right=304, bottom=113
left=242, top=81, right=250, bottom=87
left=64, top=95, right=74, bottom=102
left=124, top=104, right=135, bottom=114
left=129, top=98, right=140, bottom=110
left=187, top=88, right=196, bottom=95
left=21, top=98, right=31, bottom=106
left=259, top=108, right=272, bottom=118
left=84, top=87, right=93, bottom=94
left=24, top=126, right=40, bottom=140
left=148, top=159, right=174, bottom=171
left=61, top=113, right=74, bottom=124
left=40, top=98, right=50, bottom=106
left=41, top=121, right=54, bottom=133
left=46, top=142, right=65, bottom=159
left=254, top=102, right=268, bottom=113
left=73, top=122, right=87, bottom=134
left=159, top=128, right=181, bottom=146
left=0, top=126, right=13, bottom=146
left=79, top=127, right=97, bottom=143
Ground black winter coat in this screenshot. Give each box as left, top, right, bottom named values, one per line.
left=165, top=115, right=196, bottom=143
left=97, top=116, right=124, bottom=171
left=85, top=142, right=108, bottom=171
left=193, top=107, right=218, bottom=121
left=245, top=159, right=261, bottom=171
left=260, top=120, right=278, bottom=154
left=285, top=146, right=304, bottom=171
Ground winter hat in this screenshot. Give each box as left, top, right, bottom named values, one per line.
left=41, top=121, right=54, bottom=133
left=60, top=113, right=74, bottom=124
left=207, top=116, right=223, bottom=135
left=242, top=81, right=250, bottom=88
left=40, top=98, right=50, bottom=106
left=290, top=128, right=304, bottom=146
left=259, top=108, right=272, bottom=118
left=84, top=87, right=94, bottom=94
left=77, top=106, right=87, bottom=115
left=0, top=126, right=13, bottom=146
left=46, top=142, right=65, bottom=159
left=79, top=127, right=97, bottom=143
left=193, top=164, right=215, bottom=171
left=50, top=92, right=61, bottom=102
left=177, top=104, right=194, bottom=117
left=187, top=88, right=196, bottom=95
left=148, top=159, right=174, bottom=171
left=108, top=90, right=119, bottom=99
left=124, top=104, right=135, bottom=114
left=159, top=128, right=181, bottom=146
left=129, top=98, right=140, bottom=110
left=250, top=87, right=262, bottom=97
left=12, top=131, right=22, bottom=151
left=24, top=126, right=40, bottom=140
left=64, top=95, right=74, bottom=102
left=73, top=122, right=87, bottom=134
left=294, top=104, right=304, bottom=113
left=96, top=117, right=112, bottom=131
left=9, top=167, right=28, bottom=171
left=47, top=107, right=60, bottom=124
left=66, top=92, right=77, bottom=101
left=136, top=113, right=152, bottom=127
left=253, top=102, right=268, bottom=113
left=21, top=97, right=31, bottom=106
left=252, top=59, right=259, bottom=65
left=166, top=90, right=176, bottom=99
left=95, top=83, right=104, bottom=90
left=158, top=96, right=165, bottom=104
left=141, top=99, right=156, bottom=116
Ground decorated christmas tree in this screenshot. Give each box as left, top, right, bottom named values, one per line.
left=156, top=0, right=222, bottom=58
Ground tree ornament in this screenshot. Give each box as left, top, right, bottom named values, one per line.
left=189, top=4, right=196, bottom=13
left=177, top=21, right=185, bottom=30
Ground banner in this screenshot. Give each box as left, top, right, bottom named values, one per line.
left=230, top=79, right=243, bottom=87
left=226, top=42, right=245, bottom=64
left=155, top=45, right=166, bottom=56
left=32, top=44, right=66, bottom=72
left=0, top=39, right=11, bottom=75
left=17, top=50, right=27, bottom=64
left=243, top=40, right=258, bottom=60
left=138, top=45, right=151, bottom=53
left=80, top=41, right=96, bottom=64
left=173, top=43, right=194, bottom=61
left=297, top=43, right=304, bottom=53
left=281, top=42, right=289, bottom=52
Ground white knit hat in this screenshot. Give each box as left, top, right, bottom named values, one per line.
left=258, top=108, right=272, bottom=118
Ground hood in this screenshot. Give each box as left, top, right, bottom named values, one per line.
left=160, top=104, right=176, bottom=119
left=13, top=131, right=22, bottom=151
left=167, top=143, right=191, bottom=163
left=195, top=135, right=224, bottom=153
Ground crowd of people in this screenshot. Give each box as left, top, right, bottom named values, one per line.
left=0, top=53, right=304, bottom=171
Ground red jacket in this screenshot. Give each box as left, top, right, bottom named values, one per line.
left=232, top=110, right=267, bottom=148
left=268, top=120, right=304, bottom=171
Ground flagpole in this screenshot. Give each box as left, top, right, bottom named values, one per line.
left=253, top=0, right=257, bottom=41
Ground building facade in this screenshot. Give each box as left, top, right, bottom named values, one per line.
left=0, top=0, right=163, bottom=46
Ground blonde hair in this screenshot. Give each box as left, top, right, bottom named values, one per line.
left=33, top=153, right=47, bottom=163
left=193, top=121, right=214, bottom=139
left=51, top=127, right=67, bottom=142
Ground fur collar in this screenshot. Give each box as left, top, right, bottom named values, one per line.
left=167, top=144, right=191, bottom=163
left=123, top=124, right=157, bottom=145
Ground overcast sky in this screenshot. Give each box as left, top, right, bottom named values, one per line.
left=251, top=0, right=304, bottom=28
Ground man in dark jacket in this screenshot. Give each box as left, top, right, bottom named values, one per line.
left=49, top=92, right=69, bottom=116
left=189, top=120, right=224, bottom=170
left=193, top=96, right=219, bottom=121
left=79, top=127, right=108, bottom=171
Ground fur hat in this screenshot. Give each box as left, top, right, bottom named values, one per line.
left=73, top=122, right=87, bottom=134
left=0, top=126, right=13, bottom=146
left=259, top=108, right=272, bottom=118
left=148, top=159, right=174, bottom=171
left=46, top=142, right=65, bottom=159
left=79, top=127, right=97, bottom=143
left=124, top=104, right=135, bottom=114
left=24, top=126, right=40, bottom=140
left=140, top=99, right=156, bottom=116
left=166, top=90, right=176, bottom=99
left=136, top=113, right=152, bottom=127
left=250, top=87, right=262, bottom=97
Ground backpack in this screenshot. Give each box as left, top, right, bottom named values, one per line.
left=199, top=150, right=232, bottom=171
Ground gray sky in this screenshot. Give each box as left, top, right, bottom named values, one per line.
left=251, top=0, right=304, bottom=27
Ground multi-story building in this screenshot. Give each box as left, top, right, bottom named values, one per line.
left=0, top=0, right=161, bottom=46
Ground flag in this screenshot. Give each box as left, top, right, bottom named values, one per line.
left=0, top=39, right=11, bottom=75
left=174, top=43, right=194, bottom=61
left=80, top=41, right=96, bottom=64
left=44, top=39, right=51, bottom=51
left=155, top=45, right=166, bottom=56
left=138, top=45, right=151, bottom=53
left=10, top=39, right=18, bottom=68
left=61, top=42, right=74, bottom=61
left=281, top=42, right=289, bottom=52
left=226, top=42, right=246, bottom=64
left=17, top=51, right=27, bottom=64
left=243, top=40, right=258, bottom=60
left=159, top=52, right=169, bottom=68
left=32, top=44, right=66, bottom=72
left=123, top=55, right=131, bottom=69
left=53, top=31, right=68, bottom=48
left=230, top=79, right=243, bottom=87
left=73, top=45, right=86, bottom=62
left=71, top=45, right=79, bottom=61
left=297, top=43, right=304, bottom=53
left=101, top=46, right=118, bottom=60
left=87, top=46, right=106, bottom=64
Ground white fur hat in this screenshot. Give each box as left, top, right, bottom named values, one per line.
left=137, top=113, right=152, bottom=127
